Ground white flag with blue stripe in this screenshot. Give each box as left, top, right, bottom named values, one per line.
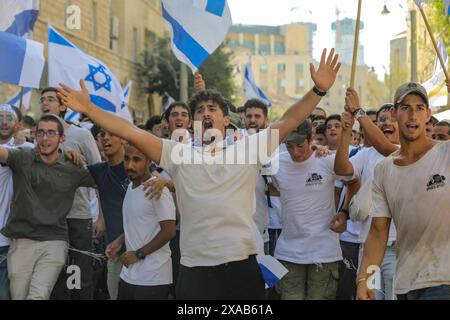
left=257, top=255, right=288, bottom=288
left=445, top=0, right=450, bottom=15
left=162, top=0, right=232, bottom=73
left=7, top=87, right=32, bottom=109
left=0, top=31, right=44, bottom=88
left=0, top=0, right=39, bottom=38
left=422, top=40, right=449, bottom=109
left=244, top=58, right=272, bottom=107
left=48, top=24, right=129, bottom=122
left=118, top=81, right=133, bottom=122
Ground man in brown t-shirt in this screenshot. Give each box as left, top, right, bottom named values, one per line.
left=0, top=114, right=95, bottom=300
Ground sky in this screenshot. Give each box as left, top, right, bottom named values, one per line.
left=227, top=0, right=408, bottom=79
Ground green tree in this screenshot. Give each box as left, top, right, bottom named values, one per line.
left=418, top=1, right=450, bottom=79
left=137, top=36, right=236, bottom=115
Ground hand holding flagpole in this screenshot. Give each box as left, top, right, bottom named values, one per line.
left=350, top=0, right=363, bottom=89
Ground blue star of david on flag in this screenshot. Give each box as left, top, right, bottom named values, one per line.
left=84, top=64, right=112, bottom=92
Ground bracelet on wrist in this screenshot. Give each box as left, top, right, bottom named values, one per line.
left=312, top=86, right=327, bottom=97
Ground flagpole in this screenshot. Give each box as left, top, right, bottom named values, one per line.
left=416, top=4, right=450, bottom=83
left=18, top=87, right=24, bottom=110
left=350, top=0, right=363, bottom=89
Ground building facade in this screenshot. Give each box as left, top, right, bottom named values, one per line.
left=0, top=0, right=165, bottom=122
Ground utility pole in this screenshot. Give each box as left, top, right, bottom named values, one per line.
left=179, top=62, right=188, bottom=102
left=410, top=9, right=417, bottom=82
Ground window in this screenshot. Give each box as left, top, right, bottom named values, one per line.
left=274, top=42, right=285, bottom=55
left=277, top=79, right=286, bottom=87
left=91, top=1, right=97, bottom=41
left=110, top=16, right=119, bottom=51
left=133, top=27, right=139, bottom=61
left=295, top=64, right=304, bottom=72
left=259, top=43, right=270, bottom=55
left=296, top=79, right=305, bottom=87
left=277, top=64, right=286, bottom=72
left=260, top=64, right=268, bottom=72
left=145, top=29, right=156, bottom=53
left=227, top=40, right=239, bottom=48
left=243, top=40, right=255, bottom=53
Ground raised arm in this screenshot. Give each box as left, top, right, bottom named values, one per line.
left=0, top=146, right=8, bottom=164
left=334, top=111, right=355, bottom=176
left=270, top=49, right=341, bottom=151
left=345, top=88, right=397, bottom=156
left=57, top=80, right=163, bottom=164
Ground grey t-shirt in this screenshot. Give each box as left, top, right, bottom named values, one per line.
left=63, top=124, right=101, bottom=219
left=371, top=141, right=450, bottom=294
left=1, top=148, right=96, bottom=241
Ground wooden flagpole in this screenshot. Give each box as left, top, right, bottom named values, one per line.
left=350, top=0, right=363, bottom=89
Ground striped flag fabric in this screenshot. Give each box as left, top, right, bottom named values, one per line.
left=161, top=0, right=232, bottom=73
left=243, top=58, right=272, bottom=107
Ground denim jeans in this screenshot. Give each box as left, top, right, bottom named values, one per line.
left=375, top=244, right=396, bottom=300
left=397, top=285, right=450, bottom=300
left=268, top=229, right=282, bottom=256
left=0, top=246, right=10, bottom=300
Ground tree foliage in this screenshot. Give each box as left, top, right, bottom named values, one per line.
left=137, top=35, right=236, bottom=110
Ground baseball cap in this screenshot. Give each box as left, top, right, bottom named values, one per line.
left=394, top=82, right=429, bottom=107
left=285, top=120, right=312, bottom=145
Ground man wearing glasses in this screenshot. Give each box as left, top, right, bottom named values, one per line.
left=0, top=114, right=96, bottom=300
left=0, top=104, right=34, bottom=300
left=39, top=88, right=103, bottom=300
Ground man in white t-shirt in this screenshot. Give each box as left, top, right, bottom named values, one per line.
left=244, top=98, right=271, bottom=253
left=273, top=120, right=342, bottom=300
left=111, top=144, right=176, bottom=300
left=357, top=82, right=450, bottom=300
left=335, top=101, right=400, bottom=300
left=0, top=104, right=33, bottom=300
left=56, top=48, right=341, bottom=299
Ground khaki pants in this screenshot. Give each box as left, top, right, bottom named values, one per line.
left=276, top=260, right=340, bottom=300
left=7, top=239, right=68, bottom=300
left=107, top=259, right=122, bottom=300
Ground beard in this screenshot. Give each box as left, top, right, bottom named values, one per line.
left=38, top=143, right=59, bottom=156
left=0, top=128, right=15, bottom=141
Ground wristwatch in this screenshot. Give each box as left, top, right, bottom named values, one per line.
left=135, top=248, right=146, bottom=260
left=353, top=108, right=366, bottom=120
left=312, top=86, right=327, bottom=97
left=341, top=208, right=350, bottom=220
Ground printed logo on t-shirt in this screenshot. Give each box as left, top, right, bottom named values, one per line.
left=426, top=174, right=446, bottom=191
left=306, top=173, right=323, bottom=186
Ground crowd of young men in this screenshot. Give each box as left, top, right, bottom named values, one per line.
left=0, top=47, right=449, bottom=300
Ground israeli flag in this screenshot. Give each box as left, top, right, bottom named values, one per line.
left=48, top=24, right=128, bottom=122
left=257, top=255, right=288, bottom=288
left=0, top=31, right=44, bottom=88
left=0, top=0, right=39, bottom=38
left=162, top=0, right=232, bottom=73
left=244, top=59, right=272, bottom=107
left=445, top=0, right=450, bottom=14
left=118, top=81, right=133, bottom=122
left=7, top=87, right=32, bottom=110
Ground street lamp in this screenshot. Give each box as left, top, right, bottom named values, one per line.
left=381, top=3, right=390, bottom=15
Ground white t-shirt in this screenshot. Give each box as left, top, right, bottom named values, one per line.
left=0, top=141, right=33, bottom=247
left=333, top=146, right=361, bottom=244
left=253, top=174, right=270, bottom=243
left=371, top=141, right=450, bottom=294
left=273, top=152, right=342, bottom=264
left=159, top=129, right=272, bottom=267
left=120, top=184, right=176, bottom=286
left=349, top=147, right=397, bottom=244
